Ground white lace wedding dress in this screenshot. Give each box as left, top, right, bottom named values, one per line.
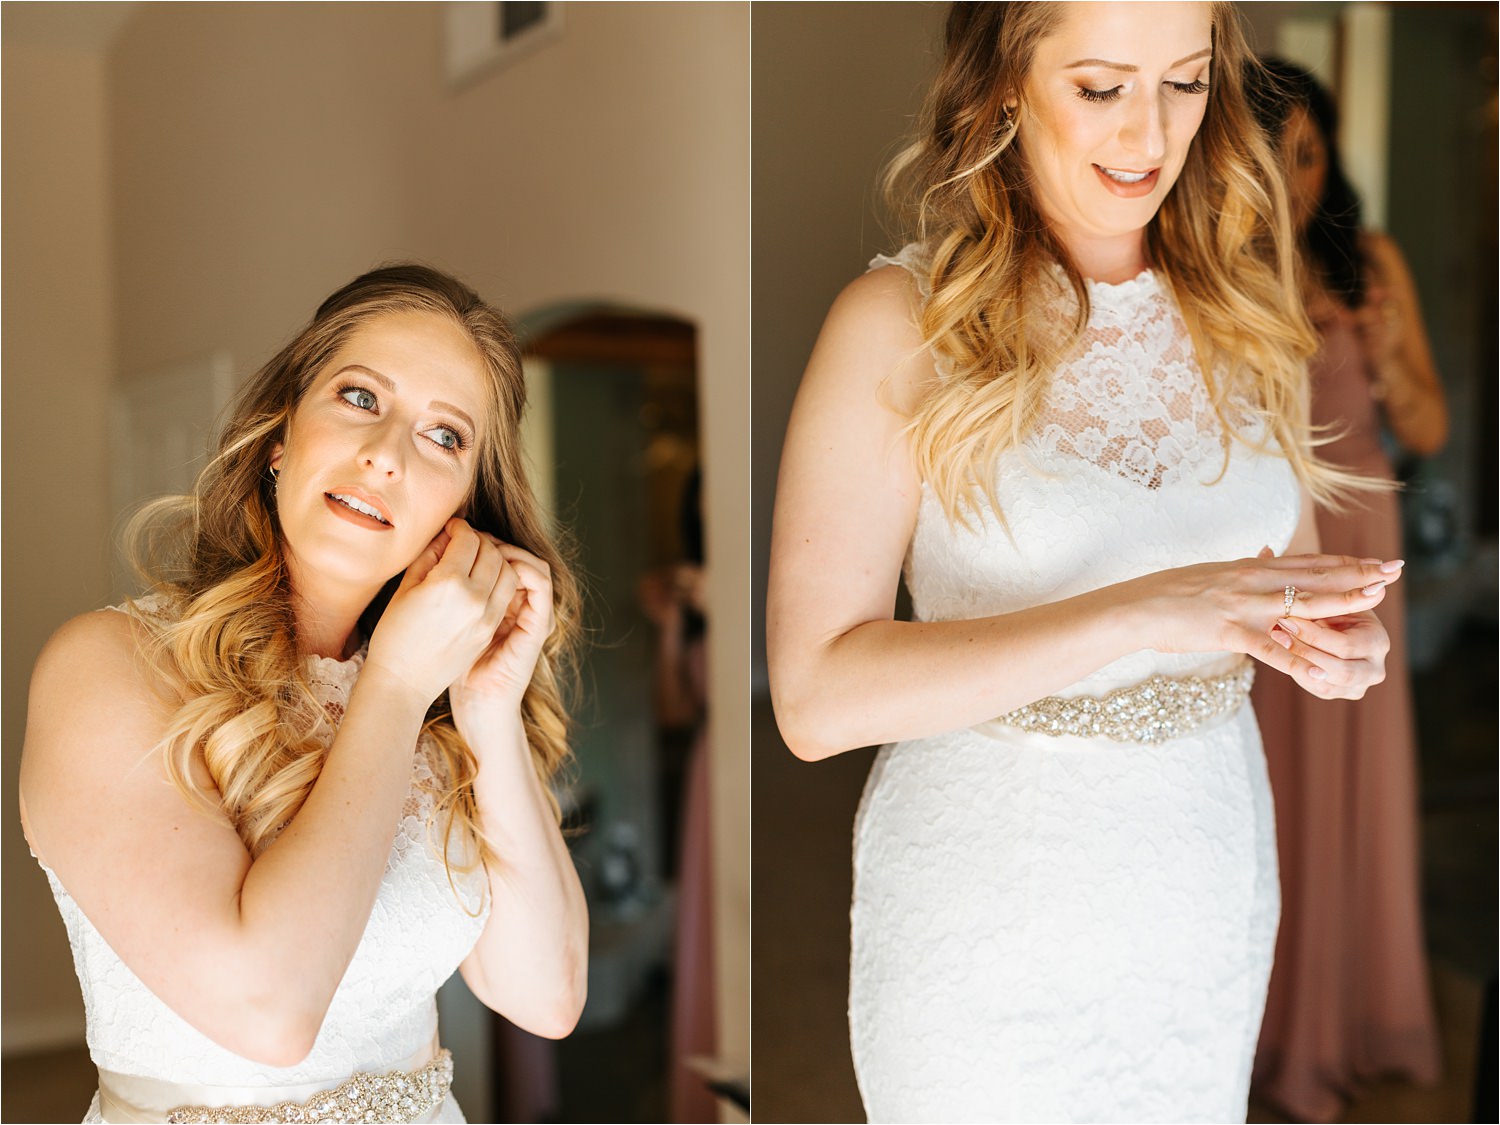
left=848, top=248, right=1299, bottom=1123
left=35, top=599, right=489, bottom=1124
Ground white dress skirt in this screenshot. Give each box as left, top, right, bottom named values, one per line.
left=848, top=250, right=1299, bottom=1123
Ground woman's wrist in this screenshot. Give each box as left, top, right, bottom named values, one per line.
left=349, top=662, right=435, bottom=726
left=451, top=692, right=527, bottom=748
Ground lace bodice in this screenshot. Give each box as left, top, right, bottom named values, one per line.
left=871, top=245, right=1301, bottom=693
left=850, top=247, right=1293, bottom=1122
left=37, top=599, right=489, bottom=1087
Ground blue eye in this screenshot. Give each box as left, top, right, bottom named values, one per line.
left=339, top=386, right=378, bottom=411
left=423, top=425, right=463, bottom=453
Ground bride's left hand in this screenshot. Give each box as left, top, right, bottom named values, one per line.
left=448, top=533, right=554, bottom=724
left=1268, top=610, right=1390, bottom=700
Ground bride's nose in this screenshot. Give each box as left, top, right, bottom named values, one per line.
left=1119, top=90, right=1168, bottom=165
left=358, top=423, right=404, bottom=478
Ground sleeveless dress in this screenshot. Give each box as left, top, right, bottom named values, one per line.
left=34, top=599, right=489, bottom=1123
left=848, top=248, right=1300, bottom=1123
left=1250, top=302, right=1441, bottom=1119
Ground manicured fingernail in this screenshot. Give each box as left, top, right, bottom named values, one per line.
left=1380, top=559, right=1405, bottom=574
left=1307, top=666, right=1327, bottom=680
left=1279, top=618, right=1300, bottom=635
left=1362, top=581, right=1386, bottom=596
left=1272, top=629, right=1292, bottom=649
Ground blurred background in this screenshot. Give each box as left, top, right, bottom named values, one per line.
left=2, top=2, right=748, bottom=1121
left=751, top=2, right=1496, bottom=1122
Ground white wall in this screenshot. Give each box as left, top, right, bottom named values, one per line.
left=1, top=35, right=116, bottom=1053
left=4, top=0, right=750, bottom=1083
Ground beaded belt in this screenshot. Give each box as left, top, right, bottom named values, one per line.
left=96, top=1047, right=451, bottom=1124
left=165, top=1052, right=452, bottom=1124
left=984, top=659, right=1256, bottom=745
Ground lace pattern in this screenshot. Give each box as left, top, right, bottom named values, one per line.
left=850, top=245, right=1297, bottom=1121
left=869, top=246, right=1264, bottom=492
left=39, top=597, right=489, bottom=1090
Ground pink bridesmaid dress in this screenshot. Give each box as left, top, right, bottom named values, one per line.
left=1250, top=302, right=1444, bottom=1121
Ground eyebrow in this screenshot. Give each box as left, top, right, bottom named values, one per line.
left=334, top=364, right=478, bottom=434
left=1064, top=48, right=1212, bottom=72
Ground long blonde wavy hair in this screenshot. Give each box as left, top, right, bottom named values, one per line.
left=126, top=264, right=579, bottom=890
left=885, top=1, right=1368, bottom=524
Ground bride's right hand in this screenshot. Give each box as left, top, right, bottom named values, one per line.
left=364, top=518, right=517, bottom=705
left=1134, top=550, right=1402, bottom=683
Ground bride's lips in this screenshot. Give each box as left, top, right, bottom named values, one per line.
left=1093, top=164, right=1160, bottom=198
left=323, top=489, right=395, bottom=531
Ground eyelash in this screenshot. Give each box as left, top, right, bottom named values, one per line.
left=335, top=384, right=472, bottom=455
left=1076, top=79, right=1210, bottom=103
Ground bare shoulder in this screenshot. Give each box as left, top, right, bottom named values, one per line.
left=27, top=608, right=173, bottom=732
left=21, top=608, right=183, bottom=863
left=804, top=265, right=938, bottom=418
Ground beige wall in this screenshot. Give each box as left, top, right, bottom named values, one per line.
left=4, top=0, right=750, bottom=1078
left=1, top=37, right=116, bottom=1051
left=750, top=2, right=945, bottom=691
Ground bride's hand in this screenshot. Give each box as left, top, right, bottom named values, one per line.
left=448, top=535, right=554, bottom=725
left=1268, top=610, right=1391, bottom=700
left=1135, top=550, right=1401, bottom=692
left=364, top=518, right=518, bottom=705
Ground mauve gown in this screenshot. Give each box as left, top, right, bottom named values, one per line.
left=1249, top=302, right=1443, bottom=1121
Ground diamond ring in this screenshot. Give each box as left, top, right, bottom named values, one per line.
left=1283, top=585, right=1297, bottom=616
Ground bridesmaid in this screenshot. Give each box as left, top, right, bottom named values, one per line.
left=1245, top=58, right=1447, bottom=1122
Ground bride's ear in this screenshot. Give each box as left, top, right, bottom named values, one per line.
left=269, top=442, right=285, bottom=474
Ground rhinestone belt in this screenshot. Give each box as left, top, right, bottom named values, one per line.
left=163, top=1049, right=452, bottom=1124
left=990, top=660, right=1256, bottom=745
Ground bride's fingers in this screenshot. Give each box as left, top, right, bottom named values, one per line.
left=1275, top=616, right=1374, bottom=662
left=1282, top=582, right=1387, bottom=621
left=1236, top=623, right=1334, bottom=686
left=1261, top=552, right=1404, bottom=576
left=1268, top=622, right=1382, bottom=697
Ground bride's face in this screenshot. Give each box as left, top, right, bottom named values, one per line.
left=271, top=309, right=488, bottom=590
left=1017, top=2, right=1213, bottom=251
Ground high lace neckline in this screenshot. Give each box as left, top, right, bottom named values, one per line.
left=304, top=644, right=366, bottom=684
left=1081, top=268, right=1158, bottom=304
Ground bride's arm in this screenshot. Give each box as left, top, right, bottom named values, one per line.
left=447, top=541, right=587, bottom=1039
left=20, top=613, right=432, bottom=1067
left=767, top=269, right=1397, bottom=761
left=19, top=523, right=510, bottom=1067
left=453, top=712, right=588, bottom=1039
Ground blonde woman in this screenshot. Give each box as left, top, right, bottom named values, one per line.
left=767, top=3, right=1400, bottom=1121
left=20, top=265, right=587, bottom=1123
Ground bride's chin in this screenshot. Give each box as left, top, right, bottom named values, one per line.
left=283, top=547, right=398, bottom=602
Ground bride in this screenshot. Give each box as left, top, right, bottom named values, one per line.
left=20, top=264, right=587, bottom=1123
left=767, top=3, right=1399, bottom=1121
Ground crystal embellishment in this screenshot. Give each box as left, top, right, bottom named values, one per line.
left=995, top=660, right=1255, bottom=744
left=165, top=1049, right=453, bottom=1124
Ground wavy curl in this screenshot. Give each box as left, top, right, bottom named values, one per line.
left=124, top=264, right=580, bottom=896
left=883, top=1, right=1374, bottom=526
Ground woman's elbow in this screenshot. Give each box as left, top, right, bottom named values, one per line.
left=525, top=987, right=587, bottom=1040
left=770, top=683, right=850, bottom=762
left=1412, top=408, right=1449, bottom=458
left=471, top=945, right=588, bottom=1039
left=504, top=974, right=587, bottom=1040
